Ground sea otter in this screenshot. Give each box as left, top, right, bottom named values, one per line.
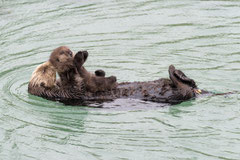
left=28, top=46, right=83, bottom=100
left=50, top=48, right=118, bottom=93
left=29, top=47, right=234, bottom=106
left=57, top=51, right=201, bottom=105
left=28, top=46, right=118, bottom=100
left=80, top=65, right=200, bottom=105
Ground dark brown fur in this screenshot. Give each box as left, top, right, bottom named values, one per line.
left=72, top=51, right=117, bottom=93
left=46, top=48, right=117, bottom=94
left=48, top=49, right=198, bottom=105
left=29, top=46, right=199, bottom=105
left=81, top=65, right=198, bottom=105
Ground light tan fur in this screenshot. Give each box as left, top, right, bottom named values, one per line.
left=29, top=61, right=56, bottom=88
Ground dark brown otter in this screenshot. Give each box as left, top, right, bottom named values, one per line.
left=64, top=51, right=199, bottom=105
left=29, top=47, right=234, bottom=106
left=80, top=65, right=198, bottom=105
left=54, top=50, right=117, bottom=93
left=28, top=46, right=200, bottom=105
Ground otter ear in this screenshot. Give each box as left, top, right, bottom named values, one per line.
left=173, top=70, right=197, bottom=88
left=95, top=69, right=105, bottom=77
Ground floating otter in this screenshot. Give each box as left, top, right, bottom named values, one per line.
left=29, top=47, right=235, bottom=106
left=80, top=65, right=199, bottom=105
left=57, top=51, right=201, bottom=105
left=28, top=46, right=118, bottom=101
left=28, top=46, right=83, bottom=100
left=53, top=49, right=117, bottom=93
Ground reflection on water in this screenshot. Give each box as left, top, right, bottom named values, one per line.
left=1, top=0, right=240, bottom=159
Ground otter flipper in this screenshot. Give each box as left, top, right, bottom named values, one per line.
left=169, top=65, right=197, bottom=88
left=173, top=69, right=197, bottom=88
left=168, top=65, right=196, bottom=101
left=95, top=70, right=106, bottom=77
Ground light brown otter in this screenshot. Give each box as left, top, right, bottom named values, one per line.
left=28, top=46, right=83, bottom=100
left=28, top=46, right=117, bottom=101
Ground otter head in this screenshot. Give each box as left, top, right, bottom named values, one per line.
left=49, top=46, right=74, bottom=73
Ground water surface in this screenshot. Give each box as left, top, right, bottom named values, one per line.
left=1, top=0, right=240, bottom=159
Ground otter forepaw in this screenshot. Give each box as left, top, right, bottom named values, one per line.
left=95, top=69, right=106, bottom=77
left=74, top=50, right=88, bottom=67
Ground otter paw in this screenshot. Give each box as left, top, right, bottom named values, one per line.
left=74, top=51, right=88, bottom=67
left=108, top=76, right=117, bottom=83
left=95, top=69, right=106, bottom=77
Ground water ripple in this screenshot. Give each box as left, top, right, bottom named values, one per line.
left=1, top=0, right=240, bottom=159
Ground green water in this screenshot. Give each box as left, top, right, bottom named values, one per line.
left=1, top=0, right=240, bottom=159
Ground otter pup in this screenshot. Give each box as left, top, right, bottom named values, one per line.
left=29, top=46, right=118, bottom=101
left=52, top=49, right=117, bottom=93
left=28, top=46, right=83, bottom=100
left=49, top=47, right=117, bottom=93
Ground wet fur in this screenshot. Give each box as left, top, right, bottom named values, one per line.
left=28, top=61, right=56, bottom=89
left=28, top=46, right=117, bottom=101
left=69, top=52, right=198, bottom=105
left=72, top=51, right=117, bottom=93
left=81, top=65, right=197, bottom=105
left=28, top=46, right=84, bottom=100
left=28, top=46, right=199, bottom=105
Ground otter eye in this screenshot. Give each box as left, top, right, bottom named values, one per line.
left=68, top=51, right=73, bottom=57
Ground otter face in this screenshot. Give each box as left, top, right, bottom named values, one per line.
left=49, top=46, right=74, bottom=73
